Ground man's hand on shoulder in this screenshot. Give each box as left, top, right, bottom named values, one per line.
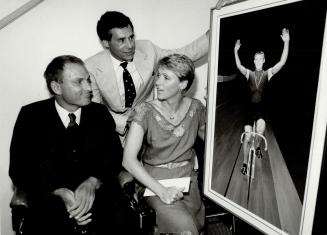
left=206, top=0, right=228, bottom=39
left=216, top=0, right=227, bottom=9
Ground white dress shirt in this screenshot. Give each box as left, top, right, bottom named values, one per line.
left=109, top=53, right=142, bottom=107
left=55, top=100, right=81, bottom=128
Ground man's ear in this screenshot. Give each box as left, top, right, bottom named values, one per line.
left=50, top=81, right=61, bottom=95
left=101, top=40, right=109, bottom=48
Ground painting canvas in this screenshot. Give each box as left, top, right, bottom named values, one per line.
left=203, top=0, right=327, bottom=234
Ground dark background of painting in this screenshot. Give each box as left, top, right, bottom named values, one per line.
left=216, top=0, right=327, bottom=201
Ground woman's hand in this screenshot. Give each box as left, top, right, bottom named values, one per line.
left=158, top=186, right=184, bottom=204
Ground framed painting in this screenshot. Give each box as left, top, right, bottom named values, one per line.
left=204, top=0, right=327, bottom=234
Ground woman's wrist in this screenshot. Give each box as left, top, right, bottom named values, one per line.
left=154, top=183, right=167, bottom=198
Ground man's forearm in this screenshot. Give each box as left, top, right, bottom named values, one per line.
left=280, top=41, right=289, bottom=65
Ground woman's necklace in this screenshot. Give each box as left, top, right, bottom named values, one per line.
left=166, top=106, right=178, bottom=120
left=163, top=100, right=182, bottom=121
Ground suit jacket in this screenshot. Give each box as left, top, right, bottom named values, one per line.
left=9, top=98, right=123, bottom=198
left=85, top=34, right=209, bottom=135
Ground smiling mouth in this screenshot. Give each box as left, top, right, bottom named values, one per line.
left=125, top=51, right=135, bottom=56
left=85, top=92, right=92, bottom=99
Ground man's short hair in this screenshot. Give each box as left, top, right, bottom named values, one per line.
left=44, top=55, right=85, bottom=95
left=254, top=51, right=265, bottom=59
left=157, top=54, right=195, bottom=92
left=96, top=11, right=134, bottom=41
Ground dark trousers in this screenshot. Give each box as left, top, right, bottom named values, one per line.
left=24, top=184, right=140, bottom=235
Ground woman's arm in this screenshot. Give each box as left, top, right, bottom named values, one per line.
left=122, top=122, right=183, bottom=204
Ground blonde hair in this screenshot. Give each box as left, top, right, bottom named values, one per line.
left=157, top=54, right=195, bottom=92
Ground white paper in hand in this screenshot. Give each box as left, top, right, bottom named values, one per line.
left=143, top=177, right=191, bottom=197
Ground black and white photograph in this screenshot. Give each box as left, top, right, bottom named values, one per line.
left=1, top=0, right=326, bottom=235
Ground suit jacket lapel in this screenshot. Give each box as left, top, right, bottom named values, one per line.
left=79, top=105, right=90, bottom=129
left=96, top=51, right=124, bottom=111
left=48, top=98, right=66, bottom=130
left=133, top=49, right=155, bottom=106
left=43, top=98, right=67, bottom=150
left=92, top=47, right=155, bottom=111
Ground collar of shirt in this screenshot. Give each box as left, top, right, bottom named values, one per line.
left=110, top=52, right=125, bottom=74
left=54, top=100, right=81, bottom=128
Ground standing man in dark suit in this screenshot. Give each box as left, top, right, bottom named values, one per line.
left=9, top=55, right=138, bottom=235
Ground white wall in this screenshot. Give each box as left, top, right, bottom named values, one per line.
left=0, top=0, right=216, bottom=234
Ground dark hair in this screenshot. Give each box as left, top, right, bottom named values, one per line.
left=96, top=11, right=134, bottom=41
left=157, top=54, right=195, bottom=92
left=43, top=55, right=85, bottom=95
left=254, top=51, right=265, bottom=59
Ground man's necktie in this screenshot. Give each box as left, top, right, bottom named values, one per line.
left=67, top=113, right=79, bottom=150
left=120, top=62, right=136, bottom=108
left=68, top=113, right=78, bottom=128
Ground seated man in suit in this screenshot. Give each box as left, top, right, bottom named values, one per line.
left=9, top=55, right=139, bottom=235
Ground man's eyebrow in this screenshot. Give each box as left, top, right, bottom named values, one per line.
left=117, top=36, right=125, bottom=40
left=73, top=75, right=89, bottom=81
left=117, top=33, right=134, bottom=40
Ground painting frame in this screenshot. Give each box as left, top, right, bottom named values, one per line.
left=203, top=0, right=327, bottom=234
